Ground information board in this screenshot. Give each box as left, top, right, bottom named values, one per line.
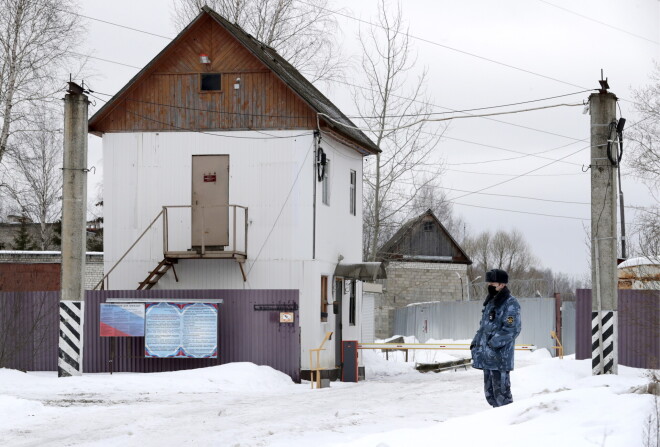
left=144, top=302, right=218, bottom=358
left=100, top=303, right=145, bottom=337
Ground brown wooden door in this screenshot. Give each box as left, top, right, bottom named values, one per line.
left=192, top=155, right=229, bottom=248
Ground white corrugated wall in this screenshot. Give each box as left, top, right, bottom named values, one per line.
left=361, top=292, right=376, bottom=343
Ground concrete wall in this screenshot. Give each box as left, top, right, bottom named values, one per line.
left=0, top=251, right=104, bottom=292
left=375, top=262, right=468, bottom=339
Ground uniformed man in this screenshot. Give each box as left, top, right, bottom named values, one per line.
left=470, top=268, right=522, bottom=407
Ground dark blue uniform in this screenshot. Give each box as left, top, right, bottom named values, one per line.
left=471, top=286, right=521, bottom=407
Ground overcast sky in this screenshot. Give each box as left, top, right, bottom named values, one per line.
left=81, top=0, right=659, bottom=279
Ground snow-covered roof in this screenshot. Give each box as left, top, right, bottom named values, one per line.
left=618, top=256, right=660, bottom=269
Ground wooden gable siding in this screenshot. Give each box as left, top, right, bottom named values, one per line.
left=90, top=15, right=317, bottom=134
left=386, top=217, right=469, bottom=262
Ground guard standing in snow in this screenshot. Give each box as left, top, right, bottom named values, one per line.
left=470, top=268, right=521, bottom=407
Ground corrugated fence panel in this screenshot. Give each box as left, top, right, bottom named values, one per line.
left=575, top=289, right=593, bottom=360
left=393, top=298, right=557, bottom=354
left=0, top=291, right=59, bottom=371
left=392, top=306, right=414, bottom=340
left=576, top=288, right=659, bottom=369
left=517, top=298, right=556, bottom=354
left=561, top=301, right=576, bottom=355
left=619, top=289, right=659, bottom=369
left=0, top=289, right=300, bottom=382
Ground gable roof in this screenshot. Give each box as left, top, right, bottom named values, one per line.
left=88, top=7, right=379, bottom=155
left=377, top=209, right=472, bottom=264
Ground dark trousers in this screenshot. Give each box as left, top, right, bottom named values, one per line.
left=483, top=369, right=513, bottom=407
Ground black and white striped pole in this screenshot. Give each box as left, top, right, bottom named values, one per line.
left=59, top=81, right=89, bottom=377
left=589, top=75, right=618, bottom=375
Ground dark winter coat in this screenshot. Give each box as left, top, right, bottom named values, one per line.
left=470, top=287, right=521, bottom=371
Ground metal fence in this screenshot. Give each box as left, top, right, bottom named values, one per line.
left=576, top=289, right=659, bottom=369
left=393, top=298, right=562, bottom=354
left=561, top=301, right=576, bottom=356
left=0, top=289, right=301, bottom=382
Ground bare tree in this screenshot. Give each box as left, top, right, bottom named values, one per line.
left=1, top=107, right=62, bottom=249
left=463, top=229, right=537, bottom=281
left=0, top=0, right=83, bottom=168
left=628, top=64, right=660, bottom=259
left=357, top=0, right=445, bottom=261
left=171, top=0, right=344, bottom=83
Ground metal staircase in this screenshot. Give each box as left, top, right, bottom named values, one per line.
left=137, top=258, right=178, bottom=290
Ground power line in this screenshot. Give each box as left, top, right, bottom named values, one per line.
left=296, top=0, right=591, bottom=90
left=537, top=0, right=659, bottom=46
left=448, top=117, right=652, bottom=199
left=449, top=144, right=590, bottom=201
left=410, top=183, right=640, bottom=209
left=69, top=51, right=142, bottom=69
left=321, top=77, right=587, bottom=142
left=450, top=201, right=588, bottom=221
left=90, top=90, right=591, bottom=167
left=345, top=90, right=593, bottom=119
left=442, top=135, right=586, bottom=167
left=445, top=168, right=584, bottom=177
left=318, top=102, right=583, bottom=132
left=59, top=8, right=173, bottom=40
left=88, top=87, right=584, bottom=170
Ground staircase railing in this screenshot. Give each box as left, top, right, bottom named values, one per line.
left=94, top=204, right=248, bottom=290
left=93, top=210, right=164, bottom=290
left=162, top=204, right=248, bottom=256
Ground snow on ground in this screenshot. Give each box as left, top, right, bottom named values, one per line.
left=0, top=344, right=657, bottom=447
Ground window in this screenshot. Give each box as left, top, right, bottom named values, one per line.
left=349, top=280, right=356, bottom=326
left=423, top=221, right=433, bottom=232
left=320, top=276, right=328, bottom=322
left=322, top=159, right=330, bottom=205
left=200, top=73, right=222, bottom=91
left=349, top=170, right=356, bottom=216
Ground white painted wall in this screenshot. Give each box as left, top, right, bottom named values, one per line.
left=102, top=130, right=367, bottom=370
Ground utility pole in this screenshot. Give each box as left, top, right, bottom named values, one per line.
left=59, top=81, right=89, bottom=377
left=589, top=74, right=618, bottom=375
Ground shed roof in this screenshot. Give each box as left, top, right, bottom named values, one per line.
left=88, top=7, right=379, bottom=155
left=377, top=209, right=472, bottom=264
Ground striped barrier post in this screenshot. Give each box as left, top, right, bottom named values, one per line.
left=592, top=310, right=618, bottom=375
left=59, top=301, right=84, bottom=377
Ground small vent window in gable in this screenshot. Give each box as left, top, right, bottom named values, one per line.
left=423, top=221, right=433, bottom=232
left=201, top=73, right=222, bottom=91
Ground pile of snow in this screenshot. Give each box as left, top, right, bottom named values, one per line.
left=342, top=352, right=657, bottom=447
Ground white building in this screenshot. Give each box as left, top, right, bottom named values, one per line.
left=88, top=7, right=383, bottom=380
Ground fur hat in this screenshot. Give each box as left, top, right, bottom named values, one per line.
left=485, top=268, right=509, bottom=284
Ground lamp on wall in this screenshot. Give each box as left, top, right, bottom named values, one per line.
left=199, top=53, right=211, bottom=64
left=316, top=147, right=327, bottom=181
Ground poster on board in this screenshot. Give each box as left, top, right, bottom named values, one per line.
left=100, top=303, right=145, bottom=337
left=144, top=302, right=218, bottom=358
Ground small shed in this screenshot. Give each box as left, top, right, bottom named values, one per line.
left=374, top=210, right=472, bottom=339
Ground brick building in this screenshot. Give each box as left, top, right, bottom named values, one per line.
left=0, top=251, right=104, bottom=292
left=375, top=210, right=472, bottom=339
